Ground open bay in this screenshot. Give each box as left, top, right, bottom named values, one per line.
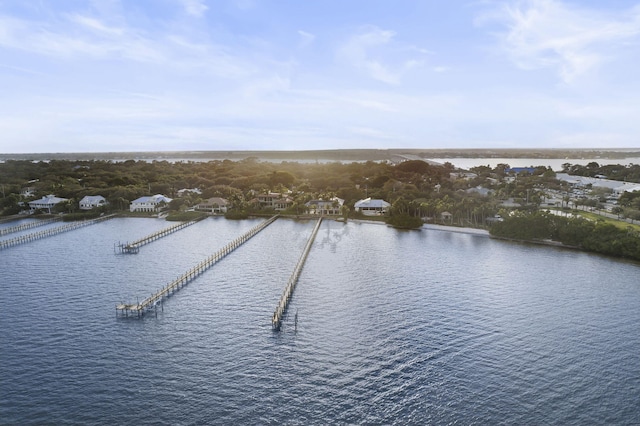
left=1, top=217, right=639, bottom=425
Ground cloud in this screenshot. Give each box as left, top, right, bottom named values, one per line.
left=178, top=0, right=208, bottom=17
left=479, top=0, right=640, bottom=83
left=0, top=13, right=165, bottom=61
left=339, top=26, right=399, bottom=84
left=69, top=14, right=125, bottom=36
left=0, top=10, right=257, bottom=79
left=432, top=66, right=450, bottom=73
left=338, top=26, right=425, bottom=85
left=233, top=0, right=255, bottom=11
left=297, top=30, right=316, bottom=48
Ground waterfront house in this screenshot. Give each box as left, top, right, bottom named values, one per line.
left=129, top=194, right=172, bottom=212
left=79, top=195, right=107, bottom=210
left=28, top=195, right=68, bottom=214
left=254, top=192, right=293, bottom=211
left=305, top=197, right=344, bottom=215
left=194, top=197, right=230, bottom=213
left=354, top=198, right=390, bottom=216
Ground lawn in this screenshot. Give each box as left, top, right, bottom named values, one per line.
left=572, top=210, right=640, bottom=232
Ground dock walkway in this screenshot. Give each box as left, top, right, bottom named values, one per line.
left=272, top=217, right=323, bottom=331
left=116, top=215, right=279, bottom=317
left=0, top=217, right=63, bottom=236
left=117, top=216, right=205, bottom=254
left=0, top=215, right=116, bottom=250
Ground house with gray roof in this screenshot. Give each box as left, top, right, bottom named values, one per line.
left=28, top=195, right=68, bottom=213
left=253, top=192, right=293, bottom=211
left=79, top=195, right=107, bottom=210
left=195, top=197, right=230, bottom=213
left=130, top=194, right=172, bottom=212
left=354, top=198, right=390, bottom=216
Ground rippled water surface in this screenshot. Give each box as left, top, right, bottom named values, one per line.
left=1, top=217, right=639, bottom=425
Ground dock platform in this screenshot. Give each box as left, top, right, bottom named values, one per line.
left=116, top=215, right=279, bottom=317
left=116, top=216, right=205, bottom=254
left=0, top=217, right=63, bottom=236
left=0, top=215, right=115, bottom=250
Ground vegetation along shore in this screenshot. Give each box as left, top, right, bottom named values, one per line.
left=1, top=154, right=639, bottom=260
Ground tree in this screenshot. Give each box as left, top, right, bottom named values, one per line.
left=269, top=171, right=296, bottom=188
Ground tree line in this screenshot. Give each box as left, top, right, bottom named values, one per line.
left=1, top=158, right=639, bottom=260
left=490, top=211, right=640, bottom=261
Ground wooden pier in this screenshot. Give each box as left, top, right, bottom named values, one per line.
left=116, top=216, right=205, bottom=254
left=0, top=215, right=115, bottom=250
left=116, top=215, right=279, bottom=318
left=0, top=217, right=63, bottom=236
left=272, top=217, right=323, bottom=331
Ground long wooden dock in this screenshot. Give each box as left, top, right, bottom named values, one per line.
left=272, top=217, right=323, bottom=331
left=116, top=215, right=279, bottom=318
left=0, top=217, right=63, bottom=236
left=0, top=215, right=116, bottom=250
left=116, top=216, right=205, bottom=254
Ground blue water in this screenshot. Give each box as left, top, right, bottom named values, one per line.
left=1, top=217, right=639, bottom=425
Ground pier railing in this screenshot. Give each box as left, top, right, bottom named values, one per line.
left=0, top=215, right=116, bottom=250
left=0, top=217, right=63, bottom=236
left=116, top=216, right=205, bottom=254
left=272, top=217, right=323, bottom=331
left=116, top=215, right=279, bottom=317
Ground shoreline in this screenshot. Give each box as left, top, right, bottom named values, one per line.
left=422, top=223, right=490, bottom=236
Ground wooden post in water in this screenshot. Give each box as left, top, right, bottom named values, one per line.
left=272, top=217, right=322, bottom=331
left=116, top=215, right=279, bottom=317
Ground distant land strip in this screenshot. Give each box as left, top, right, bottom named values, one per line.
left=1, top=148, right=640, bottom=162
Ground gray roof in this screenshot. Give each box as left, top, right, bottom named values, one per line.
left=354, top=198, right=390, bottom=208
left=28, top=195, right=68, bottom=206
left=132, top=194, right=173, bottom=204
left=79, top=195, right=106, bottom=204
left=555, top=173, right=640, bottom=193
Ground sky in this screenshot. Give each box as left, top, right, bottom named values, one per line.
left=1, top=0, right=640, bottom=153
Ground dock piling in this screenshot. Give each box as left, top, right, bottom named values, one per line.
left=271, top=217, right=323, bottom=331
left=116, top=215, right=279, bottom=318
left=116, top=216, right=205, bottom=254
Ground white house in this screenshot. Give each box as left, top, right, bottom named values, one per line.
left=194, top=197, right=230, bottom=213
left=28, top=195, right=68, bottom=213
left=354, top=198, right=390, bottom=216
left=129, top=194, right=172, bottom=212
left=79, top=195, right=107, bottom=210
left=254, top=192, right=293, bottom=211
left=305, top=197, right=344, bottom=215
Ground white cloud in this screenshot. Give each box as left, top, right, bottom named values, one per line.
left=0, top=14, right=166, bottom=61
left=69, top=14, right=125, bottom=36
left=339, top=26, right=398, bottom=84
left=233, top=0, right=255, bottom=11
left=338, top=26, right=425, bottom=85
left=242, top=75, right=291, bottom=98
left=432, top=66, right=450, bottom=73
left=480, top=0, right=640, bottom=83
left=297, top=30, right=316, bottom=48
left=0, top=10, right=260, bottom=80
left=178, top=0, right=208, bottom=17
